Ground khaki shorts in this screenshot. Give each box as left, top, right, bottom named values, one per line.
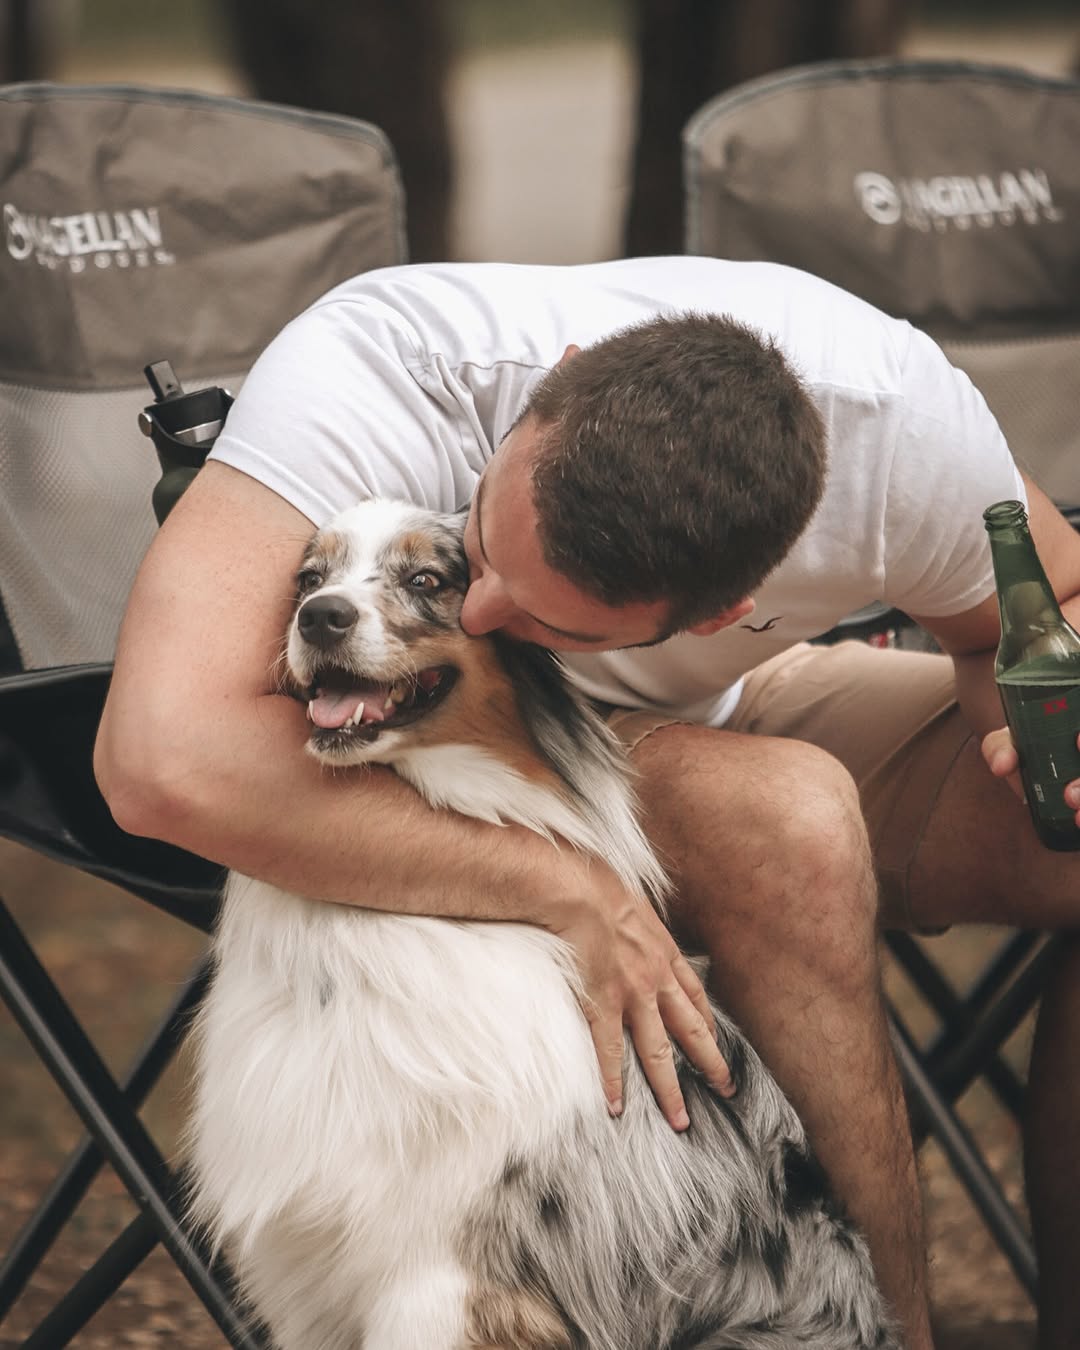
left=606, top=641, right=973, bottom=929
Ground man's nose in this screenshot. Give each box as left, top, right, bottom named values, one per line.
left=460, top=573, right=513, bottom=635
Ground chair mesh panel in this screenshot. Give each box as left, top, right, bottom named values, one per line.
left=939, top=332, right=1080, bottom=507
left=0, top=374, right=242, bottom=669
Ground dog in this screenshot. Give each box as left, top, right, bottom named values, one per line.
left=186, top=498, right=901, bottom=1350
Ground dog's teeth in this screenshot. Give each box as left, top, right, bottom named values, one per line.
left=306, top=700, right=315, bottom=722
left=351, top=702, right=365, bottom=727
left=384, top=695, right=395, bottom=711
left=390, top=683, right=407, bottom=705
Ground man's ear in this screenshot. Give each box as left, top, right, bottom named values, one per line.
left=557, top=343, right=581, bottom=367
left=686, top=597, right=756, bottom=637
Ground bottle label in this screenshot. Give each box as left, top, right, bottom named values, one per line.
left=1000, top=682, right=1080, bottom=823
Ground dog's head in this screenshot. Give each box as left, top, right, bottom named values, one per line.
left=285, top=499, right=670, bottom=904
left=286, top=499, right=473, bottom=764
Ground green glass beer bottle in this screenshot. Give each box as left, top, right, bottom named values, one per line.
left=984, top=499, right=1080, bottom=850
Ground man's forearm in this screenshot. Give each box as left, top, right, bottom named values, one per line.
left=96, top=688, right=584, bottom=924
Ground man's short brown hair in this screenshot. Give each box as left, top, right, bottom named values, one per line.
left=523, top=312, right=827, bottom=633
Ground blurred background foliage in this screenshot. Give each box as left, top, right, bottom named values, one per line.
left=8, top=0, right=1080, bottom=57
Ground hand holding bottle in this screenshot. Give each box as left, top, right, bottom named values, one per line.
left=983, top=723, right=1080, bottom=815
left=984, top=500, right=1080, bottom=851
left=982, top=725, right=1022, bottom=791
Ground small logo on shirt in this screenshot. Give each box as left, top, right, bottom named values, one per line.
left=742, top=616, right=783, bottom=632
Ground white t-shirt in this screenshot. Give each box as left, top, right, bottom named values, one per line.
left=210, top=257, right=1024, bottom=726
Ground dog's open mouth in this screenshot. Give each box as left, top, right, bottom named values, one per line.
left=304, top=663, right=458, bottom=743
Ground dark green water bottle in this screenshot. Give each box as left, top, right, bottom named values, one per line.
left=984, top=499, right=1080, bottom=851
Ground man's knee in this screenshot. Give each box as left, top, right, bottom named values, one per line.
left=631, top=725, right=878, bottom=960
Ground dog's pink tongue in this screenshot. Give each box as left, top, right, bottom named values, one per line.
left=309, top=685, right=394, bottom=730
left=309, top=689, right=367, bottom=730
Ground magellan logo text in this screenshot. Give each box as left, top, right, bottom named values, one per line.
left=4, top=202, right=176, bottom=270
left=854, top=168, right=1063, bottom=231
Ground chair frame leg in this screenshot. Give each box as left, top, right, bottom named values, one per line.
left=0, top=897, right=262, bottom=1347
left=927, top=931, right=1042, bottom=1056
left=21, top=1210, right=160, bottom=1350
left=930, top=936, right=1057, bottom=1106
left=889, top=1009, right=1039, bottom=1297
left=0, top=953, right=213, bottom=1321
left=885, top=930, right=1036, bottom=1119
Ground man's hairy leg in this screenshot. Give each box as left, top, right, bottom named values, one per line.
left=906, top=736, right=1080, bottom=1350
left=629, top=723, right=934, bottom=1350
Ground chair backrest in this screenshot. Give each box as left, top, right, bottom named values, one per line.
left=0, top=82, right=407, bottom=671
left=684, top=58, right=1080, bottom=508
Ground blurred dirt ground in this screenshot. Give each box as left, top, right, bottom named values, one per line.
left=0, top=834, right=1040, bottom=1348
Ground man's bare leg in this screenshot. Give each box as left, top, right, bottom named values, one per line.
left=907, top=736, right=1080, bottom=1350
left=630, top=724, right=934, bottom=1349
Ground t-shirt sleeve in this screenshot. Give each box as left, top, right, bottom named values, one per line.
left=882, top=325, right=1026, bottom=619
left=208, top=296, right=484, bottom=527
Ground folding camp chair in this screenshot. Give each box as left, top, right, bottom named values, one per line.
left=684, top=56, right=1080, bottom=1298
left=0, top=82, right=406, bottom=1345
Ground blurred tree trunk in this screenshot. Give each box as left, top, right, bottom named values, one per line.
left=222, top=0, right=452, bottom=263
left=1, top=0, right=44, bottom=81
left=624, top=0, right=914, bottom=256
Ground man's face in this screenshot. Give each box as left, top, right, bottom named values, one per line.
left=459, top=417, right=671, bottom=653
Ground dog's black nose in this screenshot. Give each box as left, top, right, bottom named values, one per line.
left=298, top=594, right=359, bottom=648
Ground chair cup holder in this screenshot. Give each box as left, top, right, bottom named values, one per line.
left=138, top=363, right=233, bottom=524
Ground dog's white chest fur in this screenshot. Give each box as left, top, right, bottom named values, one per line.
left=189, top=867, right=600, bottom=1347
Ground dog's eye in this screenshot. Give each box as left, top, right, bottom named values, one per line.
left=407, top=571, right=441, bottom=592
left=297, top=569, right=323, bottom=595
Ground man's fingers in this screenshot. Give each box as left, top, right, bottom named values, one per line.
left=669, top=952, right=735, bottom=1095
left=658, top=978, right=735, bottom=1098
left=573, top=900, right=734, bottom=1130
left=585, top=1007, right=626, bottom=1116
left=981, top=727, right=1026, bottom=801
left=670, top=952, right=716, bottom=1036
left=628, top=1004, right=689, bottom=1131
left=981, top=727, right=1017, bottom=778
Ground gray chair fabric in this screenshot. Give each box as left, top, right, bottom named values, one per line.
left=0, top=82, right=407, bottom=670
left=684, top=58, right=1080, bottom=509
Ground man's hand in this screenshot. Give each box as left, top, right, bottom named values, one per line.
left=981, top=726, right=1023, bottom=800
left=982, top=724, right=1080, bottom=824
left=550, top=868, right=736, bottom=1131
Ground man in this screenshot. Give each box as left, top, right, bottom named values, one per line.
left=95, top=257, right=1080, bottom=1349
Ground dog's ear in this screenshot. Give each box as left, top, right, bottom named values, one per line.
left=432, top=512, right=470, bottom=590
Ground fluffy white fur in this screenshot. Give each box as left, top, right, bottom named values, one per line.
left=186, top=499, right=898, bottom=1350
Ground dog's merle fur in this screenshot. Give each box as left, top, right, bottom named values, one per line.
left=187, top=499, right=901, bottom=1350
